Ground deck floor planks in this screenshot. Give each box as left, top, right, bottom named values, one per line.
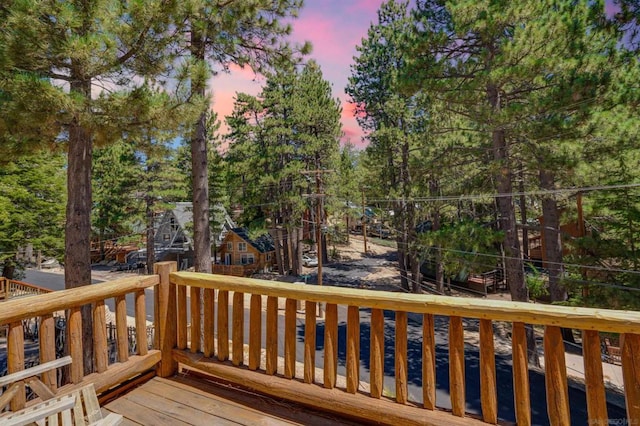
left=104, top=375, right=361, bottom=426
left=135, top=377, right=284, bottom=425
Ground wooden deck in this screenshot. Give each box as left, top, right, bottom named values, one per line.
left=102, top=374, right=361, bottom=426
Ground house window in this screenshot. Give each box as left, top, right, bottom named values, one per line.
left=241, top=254, right=255, bottom=265
left=170, top=217, right=178, bottom=232
left=163, top=234, right=170, bottom=241
left=266, top=253, right=271, bottom=262
left=238, top=242, right=247, bottom=252
left=227, top=242, right=233, bottom=251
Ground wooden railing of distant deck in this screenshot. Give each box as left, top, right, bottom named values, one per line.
left=161, top=267, right=640, bottom=426
left=0, top=273, right=160, bottom=412
left=0, top=278, right=51, bottom=300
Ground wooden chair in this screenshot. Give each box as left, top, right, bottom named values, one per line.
left=0, top=356, right=122, bottom=425
left=603, top=338, right=622, bottom=365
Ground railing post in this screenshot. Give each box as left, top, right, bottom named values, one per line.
left=154, top=261, right=177, bottom=377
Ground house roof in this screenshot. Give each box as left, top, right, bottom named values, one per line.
left=167, top=202, right=236, bottom=244
left=230, top=228, right=275, bottom=253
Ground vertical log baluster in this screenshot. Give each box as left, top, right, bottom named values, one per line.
left=69, top=307, right=83, bottom=384
left=135, top=290, right=148, bottom=356
left=154, top=262, right=177, bottom=378
left=304, top=301, right=317, bottom=384
left=203, top=288, right=215, bottom=357
left=449, top=316, right=465, bottom=417
left=479, top=319, right=497, bottom=424
left=324, top=303, right=338, bottom=389
left=284, top=298, right=297, bottom=379
left=115, top=295, right=128, bottom=362
left=544, top=326, right=570, bottom=425
left=249, top=294, right=262, bottom=370
left=423, top=313, right=436, bottom=410
left=190, top=287, right=201, bottom=353
left=370, top=308, right=384, bottom=398
left=232, top=292, right=245, bottom=366
left=266, top=296, right=278, bottom=375
left=217, top=290, right=229, bottom=361
left=93, top=301, right=108, bottom=372
left=39, top=314, right=56, bottom=389
left=346, top=305, right=360, bottom=394
left=395, top=311, right=408, bottom=404
left=176, top=284, right=187, bottom=350
left=582, top=330, right=607, bottom=423
left=8, top=321, right=25, bottom=411
left=512, top=322, right=531, bottom=426
left=621, top=333, right=640, bottom=422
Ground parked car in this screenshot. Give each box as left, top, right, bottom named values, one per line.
left=302, top=254, right=318, bottom=267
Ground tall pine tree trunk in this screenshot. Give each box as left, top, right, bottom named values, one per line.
left=190, top=31, right=212, bottom=274
left=65, top=75, right=94, bottom=375
left=146, top=195, right=156, bottom=275
left=539, top=169, right=566, bottom=302
left=518, top=165, right=529, bottom=260
left=487, top=80, right=538, bottom=366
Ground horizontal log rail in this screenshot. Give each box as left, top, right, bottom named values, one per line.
left=166, top=270, right=640, bottom=425
left=0, top=273, right=161, bottom=412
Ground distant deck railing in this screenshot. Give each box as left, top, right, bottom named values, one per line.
left=0, top=277, right=51, bottom=301
left=162, top=265, right=640, bottom=425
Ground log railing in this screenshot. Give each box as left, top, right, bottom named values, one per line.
left=0, top=273, right=161, bottom=412
left=162, top=268, right=640, bottom=426
left=0, top=278, right=51, bottom=301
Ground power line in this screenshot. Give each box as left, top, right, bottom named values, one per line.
left=367, top=183, right=640, bottom=203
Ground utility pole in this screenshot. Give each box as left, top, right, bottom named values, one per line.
left=361, top=188, right=368, bottom=255
left=301, top=169, right=333, bottom=287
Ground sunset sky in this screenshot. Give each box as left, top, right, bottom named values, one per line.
left=210, top=0, right=386, bottom=150
left=209, top=1, right=619, bottom=151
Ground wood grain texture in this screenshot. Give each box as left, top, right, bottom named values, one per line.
left=69, top=307, right=84, bottom=384
left=116, top=295, right=129, bottom=362
left=512, top=322, right=531, bottom=426
left=93, top=301, right=108, bottom=373
left=304, top=301, right=316, bottom=384
left=8, top=321, right=25, bottom=410
left=346, top=306, right=360, bottom=394
left=479, top=319, right=497, bottom=424
left=0, top=275, right=158, bottom=325
left=232, top=292, right=244, bottom=366
left=249, top=294, right=261, bottom=371
left=135, top=290, right=148, bottom=356
left=176, top=285, right=187, bottom=350
left=203, top=288, right=215, bottom=357
left=190, top=287, right=201, bottom=353
left=170, top=271, right=640, bottom=333
left=39, top=314, right=56, bottom=389
left=370, top=308, right=384, bottom=399
left=422, top=313, right=436, bottom=410
left=284, top=298, right=297, bottom=379
left=449, top=316, right=465, bottom=417
left=324, top=303, right=338, bottom=389
left=582, top=330, right=607, bottom=424
left=217, top=290, right=229, bottom=361
left=544, top=326, right=570, bottom=425
left=266, top=296, right=278, bottom=375
left=395, top=311, right=408, bottom=404
left=621, top=333, right=640, bottom=422
left=154, top=262, right=177, bottom=377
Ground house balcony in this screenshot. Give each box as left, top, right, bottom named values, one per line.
left=0, top=261, right=638, bottom=425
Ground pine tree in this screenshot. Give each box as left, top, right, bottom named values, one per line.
left=0, top=152, right=66, bottom=278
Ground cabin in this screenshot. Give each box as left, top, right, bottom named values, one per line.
left=0, top=261, right=637, bottom=425
left=215, top=228, right=275, bottom=276
left=527, top=215, right=586, bottom=267
left=153, top=202, right=235, bottom=268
